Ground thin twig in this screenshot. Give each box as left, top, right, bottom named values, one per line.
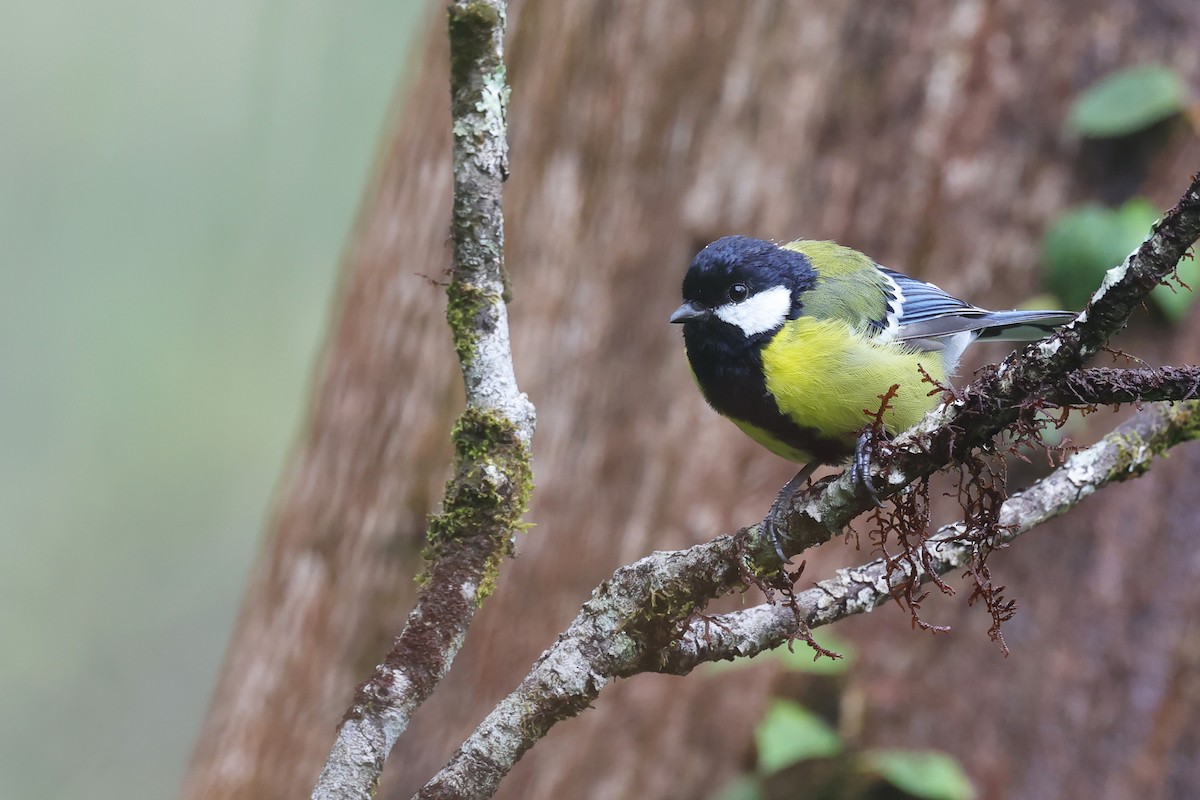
left=312, top=3, right=531, bottom=799
left=660, top=400, right=1200, bottom=672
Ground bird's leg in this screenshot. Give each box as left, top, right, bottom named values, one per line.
left=763, top=463, right=818, bottom=564
left=850, top=429, right=885, bottom=508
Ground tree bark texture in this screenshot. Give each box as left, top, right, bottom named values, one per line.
left=182, top=2, right=1200, bottom=799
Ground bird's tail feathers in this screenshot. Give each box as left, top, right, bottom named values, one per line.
left=974, top=310, right=1076, bottom=341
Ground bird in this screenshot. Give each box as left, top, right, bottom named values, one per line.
left=670, top=235, right=1074, bottom=560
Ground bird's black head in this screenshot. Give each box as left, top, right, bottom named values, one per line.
left=669, top=235, right=816, bottom=338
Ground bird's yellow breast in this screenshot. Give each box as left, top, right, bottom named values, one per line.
left=760, top=316, right=944, bottom=444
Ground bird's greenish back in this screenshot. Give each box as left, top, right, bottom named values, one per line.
left=782, top=240, right=889, bottom=332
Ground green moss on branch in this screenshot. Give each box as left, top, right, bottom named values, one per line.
left=448, top=1, right=504, bottom=93
left=425, top=407, right=534, bottom=603
left=445, top=281, right=497, bottom=366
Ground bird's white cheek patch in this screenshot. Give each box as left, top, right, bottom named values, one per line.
left=714, top=285, right=791, bottom=336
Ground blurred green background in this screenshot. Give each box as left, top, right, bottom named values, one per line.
left=0, top=2, right=425, bottom=796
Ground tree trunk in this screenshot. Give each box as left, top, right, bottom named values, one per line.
left=181, top=2, right=1200, bottom=799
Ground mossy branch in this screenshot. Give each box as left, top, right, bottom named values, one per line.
left=659, top=399, right=1200, bottom=673
left=313, top=3, right=534, bottom=799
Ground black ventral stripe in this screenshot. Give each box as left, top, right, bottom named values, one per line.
left=683, top=322, right=851, bottom=465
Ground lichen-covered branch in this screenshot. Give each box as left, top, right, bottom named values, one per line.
left=313, top=3, right=533, bottom=799
left=415, top=401, right=1200, bottom=800
left=413, top=394, right=1200, bottom=798
left=1040, top=365, right=1200, bottom=406
left=659, top=399, right=1200, bottom=673
left=417, top=535, right=746, bottom=800
left=417, top=174, right=1200, bottom=800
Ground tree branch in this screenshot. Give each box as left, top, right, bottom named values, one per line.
left=659, top=399, right=1200, bottom=673
left=414, top=400, right=1200, bottom=800
left=769, top=172, right=1200, bottom=560
left=1040, top=365, right=1200, bottom=406
left=313, top=4, right=532, bottom=799
left=416, top=173, right=1200, bottom=800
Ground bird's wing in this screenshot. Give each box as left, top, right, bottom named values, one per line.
left=878, top=268, right=987, bottom=340
left=880, top=267, right=1075, bottom=345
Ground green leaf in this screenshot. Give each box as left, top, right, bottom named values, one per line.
left=1042, top=198, right=1158, bottom=310
left=1043, top=205, right=1122, bottom=309
left=1067, top=64, right=1187, bottom=137
left=708, top=776, right=764, bottom=800
left=754, top=700, right=841, bottom=773
left=865, top=749, right=976, bottom=800
left=1112, top=197, right=1161, bottom=245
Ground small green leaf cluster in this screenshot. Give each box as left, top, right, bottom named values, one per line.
left=1067, top=64, right=1187, bottom=138
left=1041, top=65, right=1196, bottom=322
left=1042, top=199, right=1199, bottom=323
left=1042, top=199, right=1158, bottom=309
left=708, top=635, right=975, bottom=800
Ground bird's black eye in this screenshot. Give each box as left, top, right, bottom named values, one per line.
left=728, top=283, right=749, bottom=303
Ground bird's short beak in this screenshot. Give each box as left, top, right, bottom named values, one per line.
left=669, top=301, right=710, bottom=323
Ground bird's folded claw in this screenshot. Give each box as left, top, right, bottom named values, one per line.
left=850, top=430, right=885, bottom=508
left=762, top=511, right=789, bottom=565
left=762, top=463, right=818, bottom=565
